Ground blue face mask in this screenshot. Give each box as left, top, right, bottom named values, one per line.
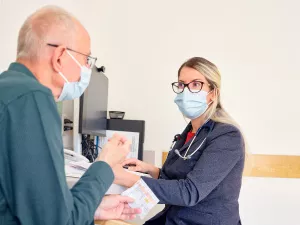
left=57, top=51, right=92, bottom=102
left=174, top=89, right=210, bottom=120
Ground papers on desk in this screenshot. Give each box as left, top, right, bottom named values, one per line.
left=122, top=179, right=159, bottom=219
left=65, top=161, right=151, bottom=195
left=65, top=161, right=127, bottom=194
left=98, top=130, right=140, bottom=159
left=65, top=161, right=91, bottom=178
left=65, top=161, right=158, bottom=218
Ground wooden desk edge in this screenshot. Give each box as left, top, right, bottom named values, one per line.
left=162, top=152, right=300, bottom=178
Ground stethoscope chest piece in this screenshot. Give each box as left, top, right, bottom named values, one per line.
left=172, top=121, right=213, bottom=160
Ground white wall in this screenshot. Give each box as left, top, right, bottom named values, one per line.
left=74, top=0, right=300, bottom=162
left=1, top=0, right=299, bottom=158
left=1, top=1, right=300, bottom=225
left=240, top=177, right=300, bottom=225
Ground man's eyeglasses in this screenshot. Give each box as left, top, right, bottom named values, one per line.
left=172, top=80, right=205, bottom=94
left=47, top=43, right=97, bottom=68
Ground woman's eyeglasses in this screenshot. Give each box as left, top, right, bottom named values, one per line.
left=172, top=80, right=205, bottom=94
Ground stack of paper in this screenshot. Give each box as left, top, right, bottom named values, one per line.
left=65, top=161, right=151, bottom=195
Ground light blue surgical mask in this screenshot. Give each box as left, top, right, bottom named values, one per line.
left=57, top=51, right=92, bottom=102
left=174, top=89, right=211, bottom=120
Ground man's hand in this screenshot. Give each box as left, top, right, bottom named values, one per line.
left=94, top=195, right=141, bottom=221
left=97, top=134, right=131, bottom=167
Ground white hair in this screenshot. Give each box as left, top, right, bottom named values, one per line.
left=17, top=5, right=77, bottom=61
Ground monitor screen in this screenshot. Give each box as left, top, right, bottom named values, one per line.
left=79, top=66, right=108, bottom=136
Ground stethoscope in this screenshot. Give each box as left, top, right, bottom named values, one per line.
left=170, top=120, right=213, bottom=160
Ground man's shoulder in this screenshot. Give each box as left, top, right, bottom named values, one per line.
left=0, top=69, right=52, bottom=105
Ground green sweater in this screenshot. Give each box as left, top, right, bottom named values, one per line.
left=0, top=63, right=114, bottom=225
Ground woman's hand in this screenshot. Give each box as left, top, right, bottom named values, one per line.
left=122, top=158, right=160, bottom=179
left=113, top=164, right=140, bottom=187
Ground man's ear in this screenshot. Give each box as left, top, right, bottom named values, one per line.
left=51, top=45, right=67, bottom=73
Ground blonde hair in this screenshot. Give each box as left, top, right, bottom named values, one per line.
left=17, top=5, right=77, bottom=61
left=178, top=57, right=237, bottom=126
left=178, top=57, right=252, bottom=171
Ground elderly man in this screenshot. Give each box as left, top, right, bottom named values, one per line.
left=0, top=5, right=139, bottom=225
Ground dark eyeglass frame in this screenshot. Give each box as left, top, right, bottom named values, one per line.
left=47, top=43, right=97, bottom=67
left=171, top=80, right=205, bottom=94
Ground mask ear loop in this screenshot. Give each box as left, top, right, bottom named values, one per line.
left=58, top=50, right=82, bottom=83
left=207, top=88, right=217, bottom=106
left=205, top=88, right=219, bottom=121
left=66, top=50, right=82, bottom=68
left=182, top=114, right=190, bottom=124
left=58, top=71, right=69, bottom=83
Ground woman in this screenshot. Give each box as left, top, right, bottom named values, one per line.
left=114, top=57, right=245, bottom=225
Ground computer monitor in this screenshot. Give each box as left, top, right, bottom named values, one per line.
left=79, top=66, right=108, bottom=137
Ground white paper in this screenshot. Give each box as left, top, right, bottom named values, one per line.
left=65, top=161, right=152, bottom=194
left=65, top=165, right=84, bottom=178
left=121, top=179, right=159, bottom=219
left=65, top=162, right=127, bottom=194
left=65, top=160, right=91, bottom=177
left=98, top=130, right=140, bottom=159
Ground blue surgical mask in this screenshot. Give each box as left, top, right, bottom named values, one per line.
left=57, top=51, right=92, bottom=102
left=174, top=89, right=210, bottom=120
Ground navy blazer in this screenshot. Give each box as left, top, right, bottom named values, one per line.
left=142, top=120, right=245, bottom=225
